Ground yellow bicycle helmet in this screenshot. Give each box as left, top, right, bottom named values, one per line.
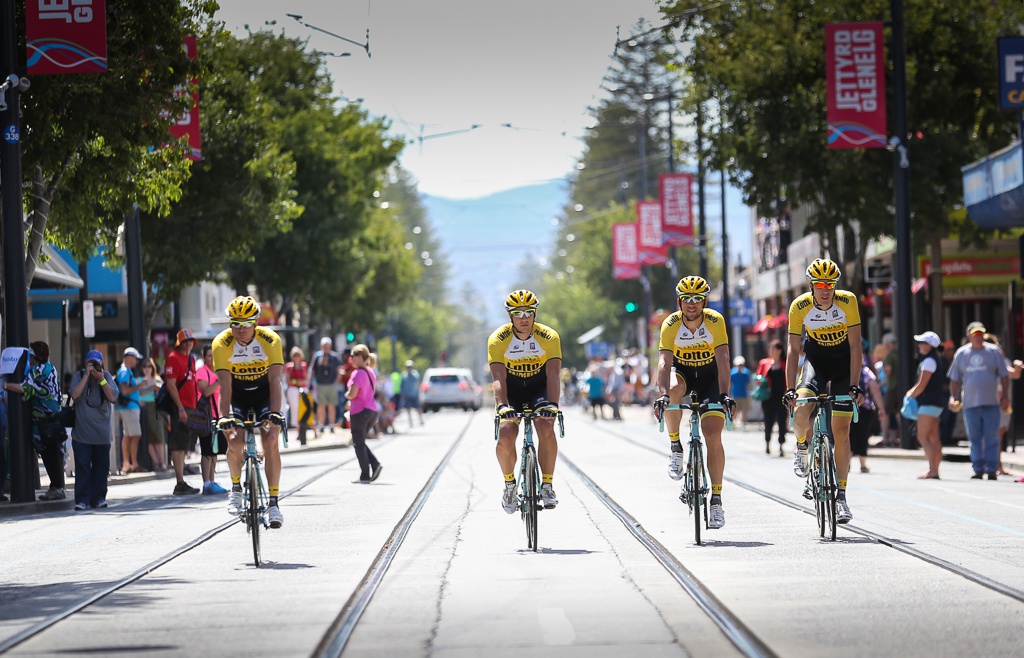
left=226, top=295, right=261, bottom=321
left=504, top=289, right=539, bottom=312
left=805, top=258, right=841, bottom=282
left=675, top=276, right=711, bottom=299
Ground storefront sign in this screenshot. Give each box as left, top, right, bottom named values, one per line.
left=612, top=223, right=640, bottom=280
left=637, top=201, right=667, bottom=265
left=918, top=252, right=1022, bottom=288
left=27, top=0, right=107, bottom=74
left=825, top=22, right=886, bottom=149
left=659, top=173, right=694, bottom=246
left=999, top=37, right=1024, bottom=110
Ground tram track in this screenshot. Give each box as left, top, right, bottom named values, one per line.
left=581, top=415, right=1024, bottom=605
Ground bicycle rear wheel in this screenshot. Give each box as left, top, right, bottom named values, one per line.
left=822, top=438, right=838, bottom=541
left=246, top=458, right=262, bottom=566
left=523, top=446, right=539, bottom=551
left=688, top=442, right=704, bottom=545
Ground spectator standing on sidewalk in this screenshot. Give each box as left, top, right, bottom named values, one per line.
left=115, top=347, right=150, bottom=474
left=139, top=357, right=167, bottom=472
left=587, top=366, right=607, bottom=420
left=346, top=344, right=382, bottom=483
left=947, top=322, right=1009, bottom=480
left=939, top=340, right=959, bottom=447
left=607, top=360, right=625, bottom=420
left=308, top=337, right=342, bottom=433
left=880, top=333, right=901, bottom=447
left=196, top=345, right=227, bottom=495
left=850, top=344, right=885, bottom=475
left=905, top=332, right=946, bottom=480
left=730, top=356, right=752, bottom=430
left=982, top=333, right=1023, bottom=476
left=755, top=340, right=788, bottom=456
left=284, top=347, right=308, bottom=430
left=3, top=342, right=64, bottom=500
left=165, top=329, right=201, bottom=495
left=69, top=350, right=117, bottom=509
left=400, top=360, right=424, bottom=427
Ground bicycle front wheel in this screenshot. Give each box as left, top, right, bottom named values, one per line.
left=246, top=458, right=262, bottom=566
left=523, top=445, right=539, bottom=552
left=688, top=443, right=704, bottom=545
left=822, top=437, right=838, bottom=541
left=811, top=438, right=826, bottom=538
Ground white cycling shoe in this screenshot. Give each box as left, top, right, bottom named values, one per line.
left=793, top=445, right=809, bottom=478
left=708, top=504, right=725, bottom=529
left=540, top=484, right=558, bottom=509
left=268, top=505, right=284, bottom=529
left=227, top=490, right=242, bottom=516
left=668, top=451, right=685, bottom=480
left=836, top=498, right=853, bottom=524
left=501, top=483, right=517, bottom=514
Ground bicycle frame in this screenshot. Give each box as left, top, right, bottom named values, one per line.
left=793, top=394, right=857, bottom=541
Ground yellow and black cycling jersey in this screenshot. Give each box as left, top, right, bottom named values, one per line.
left=487, top=322, right=562, bottom=389
left=659, top=308, right=729, bottom=374
left=788, top=290, right=861, bottom=358
left=211, top=326, right=285, bottom=397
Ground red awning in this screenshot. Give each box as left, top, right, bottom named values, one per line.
left=751, top=316, right=771, bottom=334
left=769, top=315, right=788, bottom=329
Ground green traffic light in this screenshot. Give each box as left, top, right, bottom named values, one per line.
left=625, top=302, right=638, bottom=313
left=346, top=332, right=355, bottom=342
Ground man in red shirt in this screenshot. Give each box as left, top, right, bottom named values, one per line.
left=165, top=328, right=200, bottom=495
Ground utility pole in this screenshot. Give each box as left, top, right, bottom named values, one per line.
left=1, top=0, right=34, bottom=503
left=126, top=207, right=146, bottom=351
left=696, top=103, right=708, bottom=279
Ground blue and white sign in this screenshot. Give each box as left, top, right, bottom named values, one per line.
left=998, top=37, right=1024, bottom=110
left=3, top=125, right=18, bottom=144
left=584, top=341, right=611, bottom=360
left=708, top=298, right=757, bottom=327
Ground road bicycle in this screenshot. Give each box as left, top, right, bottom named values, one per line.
left=216, top=413, right=287, bottom=566
left=658, top=398, right=732, bottom=545
left=792, top=394, right=856, bottom=541
left=494, top=408, right=564, bottom=552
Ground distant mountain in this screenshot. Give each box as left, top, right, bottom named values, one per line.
left=422, top=181, right=569, bottom=320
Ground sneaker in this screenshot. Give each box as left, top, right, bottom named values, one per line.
left=227, top=490, right=242, bottom=516
left=74, top=502, right=88, bottom=511
left=668, top=452, right=685, bottom=480
left=204, top=482, right=229, bottom=494
left=793, top=445, right=809, bottom=478
left=987, top=472, right=998, bottom=481
left=501, top=483, right=517, bottom=514
left=370, top=464, right=383, bottom=482
left=971, top=472, right=985, bottom=480
left=837, top=497, right=853, bottom=524
left=708, top=503, right=725, bottom=529
left=94, top=500, right=108, bottom=509
left=173, top=481, right=200, bottom=495
left=540, top=483, right=558, bottom=509
left=268, top=505, right=283, bottom=529
left=38, top=488, right=66, bottom=501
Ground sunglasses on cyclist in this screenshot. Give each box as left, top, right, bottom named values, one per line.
left=230, top=320, right=257, bottom=328
left=810, top=280, right=837, bottom=290
left=678, top=295, right=707, bottom=305
left=510, top=310, right=536, bottom=319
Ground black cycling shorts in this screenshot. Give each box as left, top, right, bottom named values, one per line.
left=230, top=392, right=273, bottom=424
left=672, top=360, right=722, bottom=406
left=505, top=383, right=550, bottom=414
left=796, top=354, right=854, bottom=415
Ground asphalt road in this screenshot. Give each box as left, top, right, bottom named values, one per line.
left=1, top=406, right=1022, bottom=657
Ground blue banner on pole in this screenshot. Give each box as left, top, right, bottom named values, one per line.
left=708, top=298, right=757, bottom=327
left=998, top=37, right=1024, bottom=110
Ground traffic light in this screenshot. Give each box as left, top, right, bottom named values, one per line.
left=624, top=302, right=638, bottom=313
left=346, top=332, right=355, bottom=342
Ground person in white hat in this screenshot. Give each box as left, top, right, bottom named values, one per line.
left=116, top=347, right=154, bottom=474
left=400, top=360, right=424, bottom=427
left=905, top=331, right=945, bottom=479
left=729, top=356, right=752, bottom=429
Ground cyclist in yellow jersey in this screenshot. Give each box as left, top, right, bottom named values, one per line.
left=785, top=258, right=864, bottom=524
left=488, top=289, right=562, bottom=513
left=653, top=276, right=734, bottom=530
left=211, top=296, right=287, bottom=528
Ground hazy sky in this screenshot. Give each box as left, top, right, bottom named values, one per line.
left=214, top=0, right=665, bottom=199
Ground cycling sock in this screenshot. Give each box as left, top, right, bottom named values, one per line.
left=669, top=432, right=682, bottom=452
left=796, top=437, right=808, bottom=448
left=710, top=494, right=722, bottom=506
left=269, top=496, right=278, bottom=508
left=711, top=483, right=722, bottom=495
left=231, top=475, right=241, bottom=486
left=542, top=474, right=553, bottom=485
left=504, top=472, right=515, bottom=483
left=838, top=479, right=847, bottom=491
left=837, top=490, right=847, bottom=500
left=269, top=486, right=279, bottom=497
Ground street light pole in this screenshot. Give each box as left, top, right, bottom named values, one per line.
left=696, top=103, right=708, bottom=279
left=1, top=0, right=34, bottom=502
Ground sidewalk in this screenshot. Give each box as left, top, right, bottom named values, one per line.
left=0, top=426, right=354, bottom=518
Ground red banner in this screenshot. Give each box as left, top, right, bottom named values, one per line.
left=825, top=22, right=886, bottom=149
left=637, top=201, right=667, bottom=265
left=612, top=223, right=641, bottom=280
left=27, top=0, right=108, bottom=74
left=168, top=36, right=201, bottom=160
left=659, top=173, right=694, bottom=246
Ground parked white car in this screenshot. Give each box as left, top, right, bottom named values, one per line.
left=422, top=367, right=483, bottom=412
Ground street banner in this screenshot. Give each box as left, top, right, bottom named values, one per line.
left=825, top=22, right=886, bottom=149
left=998, top=37, right=1024, bottom=110
left=659, top=173, right=694, bottom=246
left=27, top=0, right=108, bottom=74
left=168, top=36, right=201, bottom=160
left=637, top=201, right=667, bottom=265
left=612, top=223, right=641, bottom=280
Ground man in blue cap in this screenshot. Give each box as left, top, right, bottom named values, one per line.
left=69, top=350, right=118, bottom=510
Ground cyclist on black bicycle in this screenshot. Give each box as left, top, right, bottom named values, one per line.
left=212, top=296, right=287, bottom=528
left=488, top=289, right=562, bottom=513
left=785, top=258, right=864, bottom=524
left=653, top=276, right=735, bottom=530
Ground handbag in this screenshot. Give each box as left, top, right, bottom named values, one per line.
left=187, top=396, right=212, bottom=433
left=751, top=374, right=771, bottom=402
left=37, top=413, right=68, bottom=448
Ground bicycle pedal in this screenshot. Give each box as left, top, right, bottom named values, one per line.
left=802, top=486, right=813, bottom=501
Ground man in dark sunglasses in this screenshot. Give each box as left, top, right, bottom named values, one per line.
left=653, top=275, right=734, bottom=530
left=488, top=289, right=563, bottom=513
left=785, top=258, right=864, bottom=524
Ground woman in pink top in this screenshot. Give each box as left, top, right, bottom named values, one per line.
left=345, top=344, right=382, bottom=483
left=196, top=345, right=227, bottom=494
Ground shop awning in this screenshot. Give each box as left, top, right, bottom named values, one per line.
left=30, top=243, right=84, bottom=290
left=962, top=141, right=1024, bottom=229
left=576, top=325, right=604, bottom=344
left=752, top=316, right=771, bottom=334
left=769, top=315, right=788, bottom=329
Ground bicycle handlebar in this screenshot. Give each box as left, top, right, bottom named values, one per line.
left=789, top=394, right=859, bottom=424
left=493, top=409, right=565, bottom=441
left=657, top=401, right=734, bottom=433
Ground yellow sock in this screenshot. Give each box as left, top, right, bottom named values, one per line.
left=504, top=472, right=515, bottom=483
left=711, top=483, right=722, bottom=495
left=838, top=480, right=847, bottom=491
left=269, top=486, right=279, bottom=497
left=542, top=474, right=553, bottom=484
left=669, top=431, right=680, bottom=445
left=796, top=436, right=807, bottom=447
left=231, top=475, right=240, bottom=485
